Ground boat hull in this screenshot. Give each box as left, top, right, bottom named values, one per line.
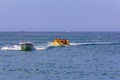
left=20, top=43, right=34, bottom=51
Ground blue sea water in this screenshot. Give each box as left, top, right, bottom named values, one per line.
left=0, top=32, right=120, bottom=80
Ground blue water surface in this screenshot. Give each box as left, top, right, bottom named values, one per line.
left=0, top=32, right=120, bottom=80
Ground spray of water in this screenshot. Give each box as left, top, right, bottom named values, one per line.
left=1, top=45, right=21, bottom=50
left=0, top=42, right=119, bottom=51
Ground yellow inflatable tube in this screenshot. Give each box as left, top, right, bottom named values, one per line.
left=50, top=38, right=70, bottom=46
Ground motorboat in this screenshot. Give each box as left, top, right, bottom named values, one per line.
left=19, top=41, right=34, bottom=51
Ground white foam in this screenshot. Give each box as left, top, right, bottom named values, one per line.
left=34, top=43, right=52, bottom=50
left=35, top=46, right=47, bottom=50
left=0, top=42, right=119, bottom=51
left=70, top=42, right=92, bottom=46
left=70, top=42, right=118, bottom=46
left=1, top=45, right=21, bottom=50
left=0, top=44, right=50, bottom=51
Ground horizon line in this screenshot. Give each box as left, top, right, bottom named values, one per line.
left=0, top=31, right=120, bottom=32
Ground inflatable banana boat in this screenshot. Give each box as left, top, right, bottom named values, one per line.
left=50, top=38, right=70, bottom=46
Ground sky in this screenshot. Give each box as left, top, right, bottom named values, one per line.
left=0, top=0, right=120, bottom=31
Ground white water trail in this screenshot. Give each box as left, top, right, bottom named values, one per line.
left=70, top=42, right=119, bottom=46
left=0, top=42, right=119, bottom=51
left=34, top=43, right=52, bottom=50
left=1, top=45, right=21, bottom=50
left=35, top=46, right=48, bottom=50
left=0, top=44, right=51, bottom=51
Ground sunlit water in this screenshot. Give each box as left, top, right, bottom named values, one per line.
left=0, top=32, right=120, bottom=80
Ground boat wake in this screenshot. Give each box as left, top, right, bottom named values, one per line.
left=35, top=46, right=49, bottom=50
left=0, top=45, right=49, bottom=51
left=70, top=42, right=120, bottom=46
left=1, top=45, right=21, bottom=50
left=0, top=42, right=120, bottom=51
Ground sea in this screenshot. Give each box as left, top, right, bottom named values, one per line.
left=0, top=32, right=120, bottom=80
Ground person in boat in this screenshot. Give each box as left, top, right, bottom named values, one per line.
left=51, top=38, right=70, bottom=46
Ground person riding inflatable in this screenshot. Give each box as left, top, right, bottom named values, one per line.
left=51, top=38, right=70, bottom=46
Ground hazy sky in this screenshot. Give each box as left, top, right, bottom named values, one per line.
left=0, top=0, right=120, bottom=31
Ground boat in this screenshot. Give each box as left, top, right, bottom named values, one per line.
left=50, top=38, right=70, bottom=46
left=19, top=42, right=34, bottom=51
